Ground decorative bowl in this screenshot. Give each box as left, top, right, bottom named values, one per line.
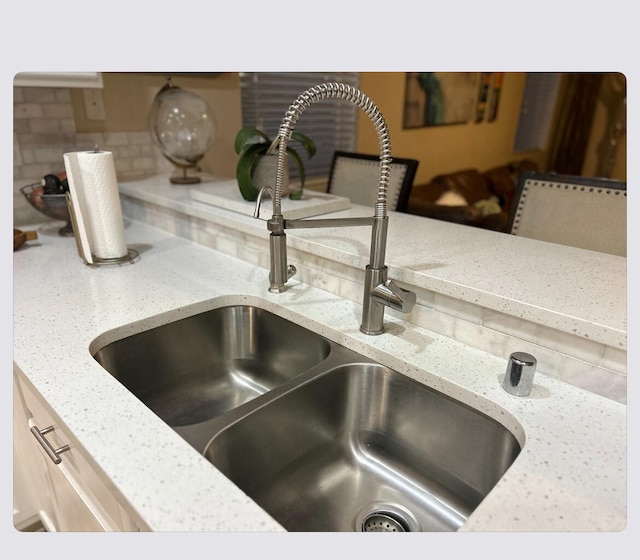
left=20, top=183, right=73, bottom=236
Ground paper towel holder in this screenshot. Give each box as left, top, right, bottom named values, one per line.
left=66, top=192, right=139, bottom=266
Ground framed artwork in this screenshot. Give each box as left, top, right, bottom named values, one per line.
left=475, top=72, right=493, bottom=123
left=475, top=72, right=505, bottom=122
left=403, top=72, right=480, bottom=128
left=487, top=72, right=504, bottom=122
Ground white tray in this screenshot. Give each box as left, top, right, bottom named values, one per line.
left=191, top=180, right=351, bottom=220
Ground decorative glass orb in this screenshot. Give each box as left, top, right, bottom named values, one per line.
left=148, top=79, right=216, bottom=184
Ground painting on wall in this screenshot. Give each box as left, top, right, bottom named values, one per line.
left=487, top=72, right=504, bottom=122
left=403, top=72, right=480, bottom=128
left=474, top=72, right=505, bottom=123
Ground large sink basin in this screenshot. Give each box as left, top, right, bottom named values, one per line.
left=92, top=305, right=331, bottom=427
left=204, top=363, right=521, bottom=532
left=93, top=302, right=521, bottom=531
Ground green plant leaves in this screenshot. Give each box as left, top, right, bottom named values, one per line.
left=235, top=127, right=316, bottom=201
left=286, top=148, right=305, bottom=200
left=234, top=127, right=271, bottom=154
left=291, top=132, right=316, bottom=159
left=236, top=142, right=267, bottom=201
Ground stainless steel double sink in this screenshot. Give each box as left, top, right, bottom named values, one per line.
left=93, top=304, right=521, bottom=532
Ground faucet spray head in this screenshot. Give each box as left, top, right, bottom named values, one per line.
left=253, top=185, right=275, bottom=219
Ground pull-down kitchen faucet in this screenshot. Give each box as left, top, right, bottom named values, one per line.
left=254, top=83, right=415, bottom=335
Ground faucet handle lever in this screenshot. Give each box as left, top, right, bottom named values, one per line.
left=372, top=280, right=416, bottom=313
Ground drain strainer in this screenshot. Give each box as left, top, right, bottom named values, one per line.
left=362, top=512, right=409, bottom=532
left=355, top=503, right=421, bottom=532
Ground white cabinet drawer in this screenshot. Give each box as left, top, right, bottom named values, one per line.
left=14, top=367, right=130, bottom=531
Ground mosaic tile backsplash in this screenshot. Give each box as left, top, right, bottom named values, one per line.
left=13, top=86, right=171, bottom=226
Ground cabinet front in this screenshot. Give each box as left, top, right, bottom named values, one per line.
left=13, top=367, right=136, bottom=532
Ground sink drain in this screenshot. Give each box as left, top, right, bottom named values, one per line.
left=362, top=512, right=409, bottom=532
left=355, top=503, right=420, bottom=532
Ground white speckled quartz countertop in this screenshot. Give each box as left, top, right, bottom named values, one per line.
left=120, top=176, right=628, bottom=350
left=12, top=175, right=626, bottom=534
left=119, top=175, right=627, bottom=401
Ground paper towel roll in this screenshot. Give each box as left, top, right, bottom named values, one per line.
left=64, top=150, right=127, bottom=260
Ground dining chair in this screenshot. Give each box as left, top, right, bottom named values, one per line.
left=507, top=170, right=627, bottom=256
left=327, top=151, right=419, bottom=211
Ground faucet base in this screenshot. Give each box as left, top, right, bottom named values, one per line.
left=360, top=266, right=387, bottom=335
left=360, top=265, right=417, bottom=335
left=360, top=325, right=385, bottom=336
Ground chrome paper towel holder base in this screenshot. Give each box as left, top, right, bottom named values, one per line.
left=86, top=248, right=140, bottom=267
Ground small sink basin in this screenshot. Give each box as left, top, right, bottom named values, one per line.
left=204, top=363, right=521, bottom=532
left=92, top=305, right=331, bottom=427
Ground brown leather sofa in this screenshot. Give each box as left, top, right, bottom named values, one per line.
left=403, top=159, right=539, bottom=232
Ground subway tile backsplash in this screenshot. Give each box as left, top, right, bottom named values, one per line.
left=120, top=190, right=627, bottom=404
left=13, top=86, right=171, bottom=226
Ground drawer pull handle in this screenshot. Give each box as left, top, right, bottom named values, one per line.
left=30, top=425, right=71, bottom=465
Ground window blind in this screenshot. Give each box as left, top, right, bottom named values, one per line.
left=239, top=72, right=360, bottom=179
left=514, top=73, right=562, bottom=152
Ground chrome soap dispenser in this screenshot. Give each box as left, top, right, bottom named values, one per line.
left=503, top=352, right=537, bottom=397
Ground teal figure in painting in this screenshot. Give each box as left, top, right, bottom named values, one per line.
left=418, top=72, right=444, bottom=125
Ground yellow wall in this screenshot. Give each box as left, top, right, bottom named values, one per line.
left=70, top=73, right=243, bottom=178
left=356, top=72, right=546, bottom=185
left=72, top=72, right=543, bottom=184
left=70, top=72, right=624, bottom=185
